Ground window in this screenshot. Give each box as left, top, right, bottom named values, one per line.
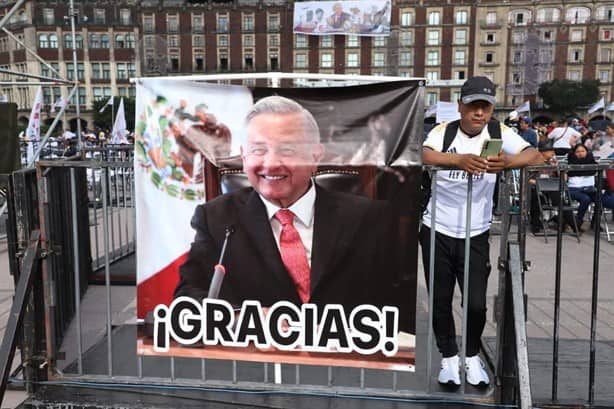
left=43, top=8, right=54, bottom=25
left=399, top=31, right=413, bottom=46
left=64, top=34, right=83, bottom=49
left=193, top=15, right=204, bottom=32
left=269, top=54, right=279, bottom=71
left=218, top=15, right=229, bottom=33
left=347, top=52, right=359, bottom=67
left=170, top=55, right=179, bottom=72
left=91, top=62, right=110, bottom=79
left=66, top=63, right=85, bottom=80
left=567, top=70, right=581, bottom=80
left=400, top=11, right=414, bottom=26
left=101, top=34, right=109, bottom=48
left=117, top=63, right=128, bottom=79
left=570, top=29, right=583, bottom=42
left=596, top=6, right=614, bottom=22
left=243, top=14, right=254, bottom=31
left=399, top=51, right=412, bottom=66
left=168, top=35, right=179, bottom=48
left=427, top=92, right=437, bottom=106
left=115, top=34, right=126, bottom=48
left=191, top=53, right=203, bottom=71
left=244, top=54, right=253, bottom=70
left=512, top=31, right=526, bottom=44
left=143, top=15, right=154, bottom=33
left=510, top=10, right=531, bottom=26
left=536, top=7, right=560, bottom=23
left=486, top=33, right=495, bottom=43
left=218, top=35, right=228, bottom=47
left=120, top=9, right=131, bottom=25
left=40, top=63, right=59, bottom=79
left=599, top=70, right=610, bottom=82
left=485, top=51, right=494, bottom=63
left=320, top=53, right=333, bottom=68
left=427, top=30, right=440, bottom=45
left=513, top=50, right=523, bottom=64
left=126, top=34, right=135, bottom=48
left=269, top=34, right=279, bottom=47
left=218, top=54, right=228, bottom=71
left=347, top=35, right=359, bottom=47
left=38, top=34, right=49, bottom=48
left=454, top=71, right=465, bottom=80
left=455, top=10, right=468, bottom=24
left=295, top=34, right=307, bottom=48
left=454, top=50, right=466, bottom=65
left=455, top=29, right=467, bottom=45
left=426, top=71, right=438, bottom=81
left=89, top=34, right=100, bottom=49
left=428, top=11, right=440, bottom=25
left=193, top=35, right=204, bottom=48
left=427, top=50, right=439, bottom=65
left=167, top=15, right=179, bottom=33
left=321, top=35, right=333, bottom=48
left=542, top=30, right=553, bottom=42
left=539, top=70, right=552, bottom=82
left=295, top=53, right=307, bottom=68
left=600, top=48, right=612, bottom=63
left=373, top=36, right=386, bottom=47
left=602, top=29, right=612, bottom=41
left=570, top=49, right=582, bottom=62
left=94, top=9, right=105, bottom=25
left=486, top=12, right=497, bottom=26
left=268, top=14, right=279, bottom=31
left=513, top=72, right=522, bottom=84
left=566, top=7, right=590, bottom=24
left=373, top=52, right=385, bottom=67
left=243, top=35, right=254, bottom=46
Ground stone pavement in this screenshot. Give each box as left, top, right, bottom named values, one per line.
left=1, top=213, right=614, bottom=407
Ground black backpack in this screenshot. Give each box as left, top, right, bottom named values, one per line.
left=420, top=119, right=502, bottom=213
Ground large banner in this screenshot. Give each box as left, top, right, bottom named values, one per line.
left=293, top=0, right=391, bottom=36
left=135, top=79, right=423, bottom=371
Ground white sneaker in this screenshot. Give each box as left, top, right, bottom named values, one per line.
left=438, top=355, right=460, bottom=385
left=465, top=355, right=490, bottom=386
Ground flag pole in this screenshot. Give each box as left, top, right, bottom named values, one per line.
left=111, top=97, right=115, bottom=133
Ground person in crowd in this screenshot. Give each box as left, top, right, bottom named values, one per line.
left=420, top=76, right=541, bottom=387
left=567, top=144, right=598, bottom=231
left=529, top=140, right=579, bottom=234
left=548, top=118, right=581, bottom=156
left=519, top=116, right=537, bottom=147
left=595, top=123, right=614, bottom=159
left=504, top=110, right=520, bottom=134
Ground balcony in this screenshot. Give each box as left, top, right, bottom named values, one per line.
left=479, top=19, right=503, bottom=29
left=480, top=41, right=500, bottom=46
left=479, top=61, right=499, bottom=67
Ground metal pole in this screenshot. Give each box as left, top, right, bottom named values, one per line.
left=1, top=28, right=64, bottom=79
left=69, top=0, right=83, bottom=150
left=460, top=176, right=473, bottom=393
left=101, top=168, right=113, bottom=376
left=588, top=169, right=603, bottom=404
left=551, top=170, right=565, bottom=401
left=69, top=169, right=83, bottom=374
left=426, top=169, right=438, bottom=392
left=0, top=68, right=71, bottom=84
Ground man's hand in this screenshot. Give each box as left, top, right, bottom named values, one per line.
left=455, top=153, right=488, bottom=175
left=485, top=153, right=508, bottom=173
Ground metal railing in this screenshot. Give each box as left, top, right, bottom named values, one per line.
left=3, top=156, right=614, bottom=407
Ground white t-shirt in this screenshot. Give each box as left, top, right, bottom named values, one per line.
left=548, top=126, right=581, bottom=149
left=422, top=122, right=530, bottom=238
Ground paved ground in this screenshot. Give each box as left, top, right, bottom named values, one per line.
left=1, top=211, right=614, bottom=407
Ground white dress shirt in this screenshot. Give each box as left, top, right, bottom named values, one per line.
left=259, top=183, right=316, bottom=266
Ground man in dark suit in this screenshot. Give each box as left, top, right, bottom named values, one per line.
left=174, top=96, right=398, bottom=312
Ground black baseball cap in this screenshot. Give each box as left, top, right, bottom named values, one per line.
left=460, top=76, right=497, bottom=105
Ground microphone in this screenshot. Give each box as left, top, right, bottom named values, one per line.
left=207, top=225, right=234, bottom=299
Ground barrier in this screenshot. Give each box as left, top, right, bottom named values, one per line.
left=2, top=154, right=614, bottom=408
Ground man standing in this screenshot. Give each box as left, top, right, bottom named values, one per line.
left=175, top=96, right=399, bottom=315
left=519, top=116, right=538, bottom=147
left=548, top=118, right=581, bottom=156
left=420, top=77, right=541, bottom=386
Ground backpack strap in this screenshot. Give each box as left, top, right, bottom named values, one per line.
left=487, top=119, right=501, bottom=139
left=442, top=120, right=460, bottom=152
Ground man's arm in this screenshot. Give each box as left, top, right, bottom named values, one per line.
left=423, top=146, right=489, bottom=175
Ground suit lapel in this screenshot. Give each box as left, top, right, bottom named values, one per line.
left=310, top=187, right=369, bottom=294
left=237, top=190, right=298, bottom=297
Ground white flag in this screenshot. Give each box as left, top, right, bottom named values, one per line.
left=425, top=103, right=437, bottom=118
left=51, top=97, right=68, bottom=113
left=25, top=86, right=43, bottom=142
left=587, top=97, right=605, bottom=114
left=606, top=102, right=614, bottom=112
left=515, top=100, right=530, bottom=113
left=111, top=98, right=128, bottom=144
left=99, top=95, right=114, bottom=113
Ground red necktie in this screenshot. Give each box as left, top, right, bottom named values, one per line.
left=275, top=209, right=310, bottom=303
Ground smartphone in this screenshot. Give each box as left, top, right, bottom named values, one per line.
left=480, top=139, right=503, bottom=158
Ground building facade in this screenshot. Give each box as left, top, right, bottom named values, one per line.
left=0, top=0, right=613, bottom=128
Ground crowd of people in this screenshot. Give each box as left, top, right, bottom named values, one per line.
left=503, top=113, right=614, bottom=234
